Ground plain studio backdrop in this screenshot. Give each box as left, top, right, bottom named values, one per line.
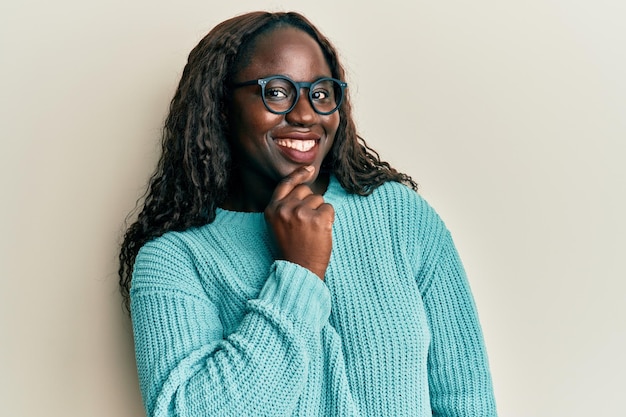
left=1, top=1, right=624, bottom=416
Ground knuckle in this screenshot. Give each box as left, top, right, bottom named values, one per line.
left=275, top=202, right=291, bottom=219
left=293, top=204, right=309, bottom=220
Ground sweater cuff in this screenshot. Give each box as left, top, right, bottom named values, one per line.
left=258, top=260, right=331, bottom=332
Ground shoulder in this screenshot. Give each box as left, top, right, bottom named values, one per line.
left=333, top=179, right=450, bottom=253
left=136, top=221, right=232, bottom=264
left=370, top=180, right=426, bottom=209
left=136, top=228, right=201, bottom=266
left=132, top=228, right=207, bottom=295
left=366, top=181, right=448, bottom=235
left=367, top=181, right=453, bottom=270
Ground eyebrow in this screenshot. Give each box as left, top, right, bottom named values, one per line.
left=258, top=73, right=335, bottom=81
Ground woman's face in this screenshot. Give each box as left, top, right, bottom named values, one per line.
left=228, top=26, right=340, bottom=194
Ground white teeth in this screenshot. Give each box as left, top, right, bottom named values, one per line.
left=275, top=139, right=316, bottom=152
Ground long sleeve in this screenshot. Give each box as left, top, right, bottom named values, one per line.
left=130, top=234, right=331, bottom=417
left=420, top=231, right=498, bottom=416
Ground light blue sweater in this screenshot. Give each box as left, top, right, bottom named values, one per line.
left=131, top=176, right=497, bottom=416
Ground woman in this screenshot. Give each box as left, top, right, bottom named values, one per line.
left=120, top=11, right=497, bottom=417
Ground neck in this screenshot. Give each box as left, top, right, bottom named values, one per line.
left=222, top=171, right=330, bottom=213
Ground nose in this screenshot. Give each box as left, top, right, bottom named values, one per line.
left=285, top=89, right=318, bottom=125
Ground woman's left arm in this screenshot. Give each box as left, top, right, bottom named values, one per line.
left=421, top=231, right=498, bottom=417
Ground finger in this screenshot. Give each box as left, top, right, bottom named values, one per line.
left=305, top=202, right=335, bottom=231
left=300, top=193, right=326, bottom=209
left=271, top=165, right=315, bottom=201
left=269, top=186, right=315, bottom=220
left=316, top=203, right=335, bottom=223
left=287, top=184, right=315, bottom=201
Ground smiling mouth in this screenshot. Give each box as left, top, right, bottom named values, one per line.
left=274, top=138, right=317, bottom=152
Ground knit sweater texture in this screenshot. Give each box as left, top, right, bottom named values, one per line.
left=131, top=176, right=497, bottom=416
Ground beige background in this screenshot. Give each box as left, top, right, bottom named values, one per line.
left=1, top=1, right=624, bottom=416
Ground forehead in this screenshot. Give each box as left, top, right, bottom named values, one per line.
left=235, top=27, right=332, bottom=81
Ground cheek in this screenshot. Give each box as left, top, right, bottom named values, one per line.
left=326, top=114, right=340, bottom=140
left=230, top=93, right=278, bottom=135
left=253, top=113, right=282, bottom=133
left=234, top=108, right=281, bottom=141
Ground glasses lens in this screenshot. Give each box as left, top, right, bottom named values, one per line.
left=310, top=79, right=342, bottom=114
left=263, top=78, right=297, bottom=113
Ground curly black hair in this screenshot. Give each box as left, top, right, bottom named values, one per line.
left=119, top=11, right=417, bottom=312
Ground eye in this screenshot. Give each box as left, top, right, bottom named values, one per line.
left=311, top=89, right=331, bottom=101
left=311, top=80, right=336, bottom=102
left=264, top=78, right=294, bottom=102
left=265, top=87, right=289, bottom=101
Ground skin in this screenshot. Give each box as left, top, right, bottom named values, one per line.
left=225, top=27, right=339, bottom=279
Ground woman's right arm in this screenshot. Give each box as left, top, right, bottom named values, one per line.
left=131, top=237, right=331, bottom=417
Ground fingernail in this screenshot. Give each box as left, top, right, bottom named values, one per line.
left=304, top=165, right=315, bottom=172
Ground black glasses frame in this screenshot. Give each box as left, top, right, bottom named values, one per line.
left=232, top=75, right=348, bottom=115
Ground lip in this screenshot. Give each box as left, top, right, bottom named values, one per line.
left=273, top=131, right=321, bottom=141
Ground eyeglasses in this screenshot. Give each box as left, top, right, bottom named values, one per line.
left=232, top=75, right=347, bottom=115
